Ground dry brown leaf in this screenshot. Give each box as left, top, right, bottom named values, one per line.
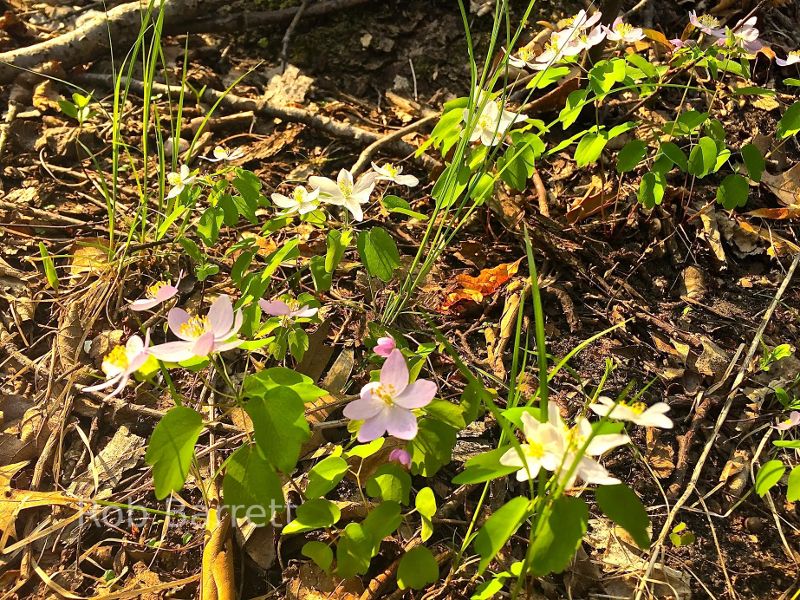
left=762, top=163, right=800, bottom=207
left=70, top=238, right=110, bottom=277
left=201, top=508, right=235, bottom=600
left=32, top=80, right=62, bottom=113
left=441, top=258, right=522, bottom=312
left=746, top=207, right=800, bottom=220
left=286, top=562, right=364, bottom=600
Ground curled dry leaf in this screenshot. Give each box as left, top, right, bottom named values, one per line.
left=440, top=258, right=522, bottom=312
left=761, top=163, right=800, bottom=207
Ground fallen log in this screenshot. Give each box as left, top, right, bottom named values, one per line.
left=0, top=0, right=372, bottom=85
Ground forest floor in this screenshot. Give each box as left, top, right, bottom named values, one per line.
left=1, top=0, right=800, bottom=598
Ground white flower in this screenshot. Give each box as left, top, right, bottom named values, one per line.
left=533, top=30, right=575, bottom=68
left=589, top=396, right=674, bottom=429
left=463, top=91, right=527, bottom=147
left=271, top=185, right=320, bottom=216
left=720, top=16, right=762, bottom=52
left=371, top=162, right=419, bottom=187
left=562, top=9, right=602, bottom=33
left=499, top=410, right=565, bottom=481
left=777, top=50, right=800, bottom=67
left=207, top=146, right=246, bottom=162
left=689, top=11, right=724, bottom=37
left=561, top=25, right=607, bottom=55
left=308, top=169, right=375, bottom=221
left=563, top=417, right=630, bottom=486
left=83, top=333, right=151, bottom=398
left=605, top=17, right=644, bottom=44
left=166, top=164, right=196, bottom=199
left=507, top=45, right=538, bottom=69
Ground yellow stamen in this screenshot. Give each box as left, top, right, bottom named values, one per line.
left=104, top=345, right=129, bottom=370
left=180, top=315, right=210, bottom=338
left=526, top=440, right=545, bottom=459
left=697, top=15, right=721, bottom=28
left=384, top=164, right=399, bottom=178
left=146, top=281, right=167, bottom=299
left=375, top=384, right=397, bottom=406
left=629, top=401, right=647, bottom=415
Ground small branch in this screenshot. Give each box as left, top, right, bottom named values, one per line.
left=75, top=73, right=440, bottom=171
left=350, top=113, right=438, bottom=175
left=280, top=0, right=310, bottom=73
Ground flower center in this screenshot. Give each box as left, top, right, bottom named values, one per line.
left=518, top=47, right=534, bottom=61
left=384, top=164, right=398, bottom=178
left=629, top=401, right=647, bottom=415
left=790, top=51, right=800, bottom=58
left=615, top=23, right=634, bottom=36
left=180, top=315, right=210, bottom=339
left=104, top=345, right=129, bottom=371
left=293, top=188, right=305, bottom=204
left=146, top=281, right=167, bottom=299
left=375, top=384, right=397, bottom=406
left=339, top=180, right=353, bottom=199
left=526, top=439, right=545, bottom=459
left=478, top=109, right=496, bottom=130
left=697, top=15, right=721, bottom=28
left=168, top=172, right=183, bottom=186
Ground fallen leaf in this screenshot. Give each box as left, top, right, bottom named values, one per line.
left=201, top=507, right=235, bottom=600
left=762, top=163, right=800, bottom=207
left=70, top=238, right=111, bottom=277
left=441, top=258, right=522, bottom=312
left=32, top=80, right=62, bottom=113
left=746, top=207, right=800, bottom=219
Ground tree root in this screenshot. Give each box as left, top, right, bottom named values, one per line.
left=75, top=72, right=440, bottom=170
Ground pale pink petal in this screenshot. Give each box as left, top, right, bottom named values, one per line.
left=225, top=309, right=244, bottom=339
left=168, top=308, right=193, bottom=340
left=215, top=338, right=243, bottom=352
left=388, top=448, right=411, bottom=468
left=126, top=335, right=145, bottom=354
left=293, top=306, right=318, bottom=318
left=385, top=406, right=418, bottom=440
left=380, top=349, right=409, bottom=394
left=83, top=372, right=123, bottom=392
left=374, top=336, right=395, bottom=357
left=192, top=332, right=216, bottom=357
left=360, top=381, right=381, bottom=402
left=148, top=341, right=196, bottom=363
left=208, top=295, right=234, bottom=336
left=259, top=299, right=291, bottom=316
left=343, top=396, right=384, bottom=420
left=357, top=410, right=391, bottom=442
left=130, top=298, right=161, bottom=311
left=156, top=285, right=178, bottom=302
left=393, top=379, right=436, bottom=409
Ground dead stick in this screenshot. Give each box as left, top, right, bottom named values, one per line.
left=75, top=73, right=440, bottom=171
left=280, top=0, right=310, bottom=73
left=351, top=113, right=439, bottom=175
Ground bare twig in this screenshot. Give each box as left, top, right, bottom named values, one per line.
left=75, top=73, right=440, bottom=171
left=350, top=113, right=439, bottom=175
left=280, top=0, right=310, bottom=73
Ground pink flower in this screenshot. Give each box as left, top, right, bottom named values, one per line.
left=775, top=411, right=800, bottom=431
left=605, top=17, right=644, bottom=44
left=83, top=332, right=150, bottom=398
left=388, top=448, right=412, bottom=469
left=148, top=295, right=243, bottom=363
left=563, top=9, right=602, bottom=33
left=776, top=51, right=800, bottom=67
left=689, top=11, right=723, bottom=37
left=259, top=298, right=318, bottom=319
left=343, top=349, right=436, bottom=442
left=719, top=16, right=762, bottom=52
left=373, top=336, right=396, bottom=357
left=561, top=25, right=607, bottom=55
left=130, top=276, right=180, bottom=311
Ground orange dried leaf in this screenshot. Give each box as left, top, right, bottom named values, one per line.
left=441, top=259, right=522, bottom=311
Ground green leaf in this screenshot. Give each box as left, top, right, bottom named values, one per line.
left=346, top=438, right=385, bottom=459
left=336, top=522, right=372, bottom=578
left=408, top=418, right=457, bottom=477
left=325, top=229, right=350, bottom=273
left=244, top=367, right=327, bottom=403
left=452, top=447, right=519, bottom=484
left=366, top=464, right=411, bottom=505
left=306, top=456, right=349, bottom=499
left=777, top=101, right=800, bottom=139
left=716, top=174, right=749, bottom=210
left=774, top=439, right=800, bottom=449
left=397, top=546, right=439, bottom=590
left=637, top=171, right=665, bottom=208
left=222, top=445, right=284, bottom=525
left=382, top=195, right=428, bottom=220
left=596, top=484, right=651, bottom=550
left=357, top=227, right=401, bottom=282
left=197, top=206, right=223, bottom=246
left=741, top=143, right=765, bottom=182
left=787, top=466, right=800, bottom=502
left=283, top=498, right=341, bottom=534
left=616, top=140, right=647, bottom=173
left=424, top=399, right=465, bottom=429
left=302, top=541, right=333, bottom=572
left=558, top=89, right=588, bottom=129
left=755, top=459, right=786, bottom=497
left=676, top=110, right=708, bottom=133
left=530, top=496, right=588, bottom=576
left=416, top=487, right=436, bottom=542
left=688, top=136, right=718, bottom=178
left=362, top=500, right=402, bottom=545
left=145, top=406, right=203, bottom=500
left=473, top=496, right=530, bottom=573
left=38, top=243, right=58, bottom=291
left=574, top=132, right=608, bottom=167
left=497, top=132, right=543, bottom=190
left=246, top=386, right=309, bottom=473
left=658, top=142, right=688, bottom=172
